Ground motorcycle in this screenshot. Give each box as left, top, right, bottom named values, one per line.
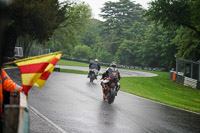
left=88, top=69, right=98, bottom=83
left=103, top=78, right=118, bottom=104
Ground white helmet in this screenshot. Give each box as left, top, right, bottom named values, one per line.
left=95, top=59, right=98, bottom=62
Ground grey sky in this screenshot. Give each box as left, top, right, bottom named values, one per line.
left=60, top=0, right=152, bottom=21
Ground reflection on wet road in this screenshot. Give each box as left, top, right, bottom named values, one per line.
left=28, top=72, right=200, bottom=133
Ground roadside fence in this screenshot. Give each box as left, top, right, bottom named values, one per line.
left=169, top=56, right=200, bottom=89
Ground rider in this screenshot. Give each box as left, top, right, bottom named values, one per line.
left=88, top=59, right=101, bottom=78
left=101, top=61, right=121, bottom=96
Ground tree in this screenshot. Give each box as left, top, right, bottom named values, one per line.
left=46, top=1, right=92, bottom=56
left=10, top=0, right=67, bottom=57
left=100, top=0, right=144, bottom=34
left=79, top=19, right=102, bottom=47
left=145, top=0, right=200, bottom=61
left=139, top=24, right=177, bottom=69
left=72, top=45, right=92, bottom=60
left=173, top=27, right=200, bottom=60
left=100, top=0, right=145, bottom=55
left=116, top=39, right=135, bottom=65
left=145, top=0, right=200, bottom=38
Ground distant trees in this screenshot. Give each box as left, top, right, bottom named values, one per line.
left=71, top=0, right=180, bottom=70
left=46, top=1, right=92, bottom=57
left=75, top=0, right=198, bottom=69
left=72, top=45, right=91, bottom=60
left=100, top=0, right=144, bottom=55
left=64, top=0, right=179, bottom=70
left=9, top=0, right=199, bottom=70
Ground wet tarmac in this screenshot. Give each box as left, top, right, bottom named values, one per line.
left=28, top=72, right=200, bottom=133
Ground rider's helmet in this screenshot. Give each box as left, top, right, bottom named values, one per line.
left=110, top=61, right=117, bottom=67
left=95, top=58, right=98, bottom=62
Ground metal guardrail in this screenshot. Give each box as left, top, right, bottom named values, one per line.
left=170, top=71, right=200, bottom=89
left=61, top=57, right=165, bottom=71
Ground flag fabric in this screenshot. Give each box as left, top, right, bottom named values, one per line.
left=14, top=51, right=62, bottom=95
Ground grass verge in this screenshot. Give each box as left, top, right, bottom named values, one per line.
left=120, top=71, right=200, bottom=113
left=3, top=65, right=17, bottom=68
left=57, top=59, right=107, bottom=68
left=57, top=59, right=89, bottom=67
left=60, top=69, right=88, bottom=75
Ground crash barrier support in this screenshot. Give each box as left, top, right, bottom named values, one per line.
left=170, top=71, right=200, bottom=89
left=53, top=67, right=60, bottom=72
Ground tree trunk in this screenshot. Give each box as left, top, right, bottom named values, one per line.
left=4, top=27, right=18, bottom=57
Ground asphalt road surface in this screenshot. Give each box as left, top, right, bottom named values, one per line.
left=28, top=72, right=200, bottom=133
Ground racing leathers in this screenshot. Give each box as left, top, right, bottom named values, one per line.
left=101, top=67, right=121, bottom=95
left=88, top=61, right=101, bottom=78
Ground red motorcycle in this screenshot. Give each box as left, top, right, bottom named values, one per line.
left=102, top=77, right=118, bottom=104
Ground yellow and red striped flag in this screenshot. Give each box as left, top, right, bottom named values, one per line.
left=14, top=51, right=62, bottom=95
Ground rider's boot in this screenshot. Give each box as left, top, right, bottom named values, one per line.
left=101, top=82, right=107, bottom=94
left=115, top=84, right=120, bottom=96
left=87, top=73, right=90, bottom=78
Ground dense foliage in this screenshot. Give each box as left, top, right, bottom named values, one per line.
left=7, top=0, right=68, bottom=57
left=10, top=0, right=199, bottom=70
left=46, top=1, right=91, bottom=57
left=64, top=0, right=178, bottom=70
left=145, top=0, right=200, bottom=61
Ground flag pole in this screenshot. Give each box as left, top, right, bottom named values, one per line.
left=3, top=61, right=15, bottom=66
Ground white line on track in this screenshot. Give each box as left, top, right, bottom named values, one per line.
left=29, top=105, right=67, bottom=133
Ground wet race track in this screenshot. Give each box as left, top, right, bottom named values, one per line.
left=28, top=69, right=200, bottom=133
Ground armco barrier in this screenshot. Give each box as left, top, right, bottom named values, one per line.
left=169, top=71, right=173, bottom=79
left=170, top=71, right=200, bottom=89
left=176, top=74, right=185, bottom=84
left=61, top=57, right=165, bottom=71
left=184, top=77, right=197, bottom=88
left=197, top=82, right=200, bottom=89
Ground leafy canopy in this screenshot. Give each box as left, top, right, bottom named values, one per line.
left=145, top=0, right=200, bottom=37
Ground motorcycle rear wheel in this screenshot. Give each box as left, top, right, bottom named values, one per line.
left=107, top=89, right=115, bottom=104
left=90, top=73, right=95, bottom=82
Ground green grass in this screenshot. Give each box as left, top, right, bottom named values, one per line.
left=57, top=59, right=89, bottom=67
left=3, top=65, right=17, bottom=68
left=60, top=69, right=88, bottom=75
left=57, top=59, right=200, bottom=113
left=120, top=71, right=200, bottom=113
left=57, top=59, right=107, bottom=68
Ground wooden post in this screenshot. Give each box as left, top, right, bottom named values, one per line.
left=191, top=62, right=193, bottom=78
left=176, top=56, right=178, bottom=74
left=199, top=61, right=200, bottom=81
